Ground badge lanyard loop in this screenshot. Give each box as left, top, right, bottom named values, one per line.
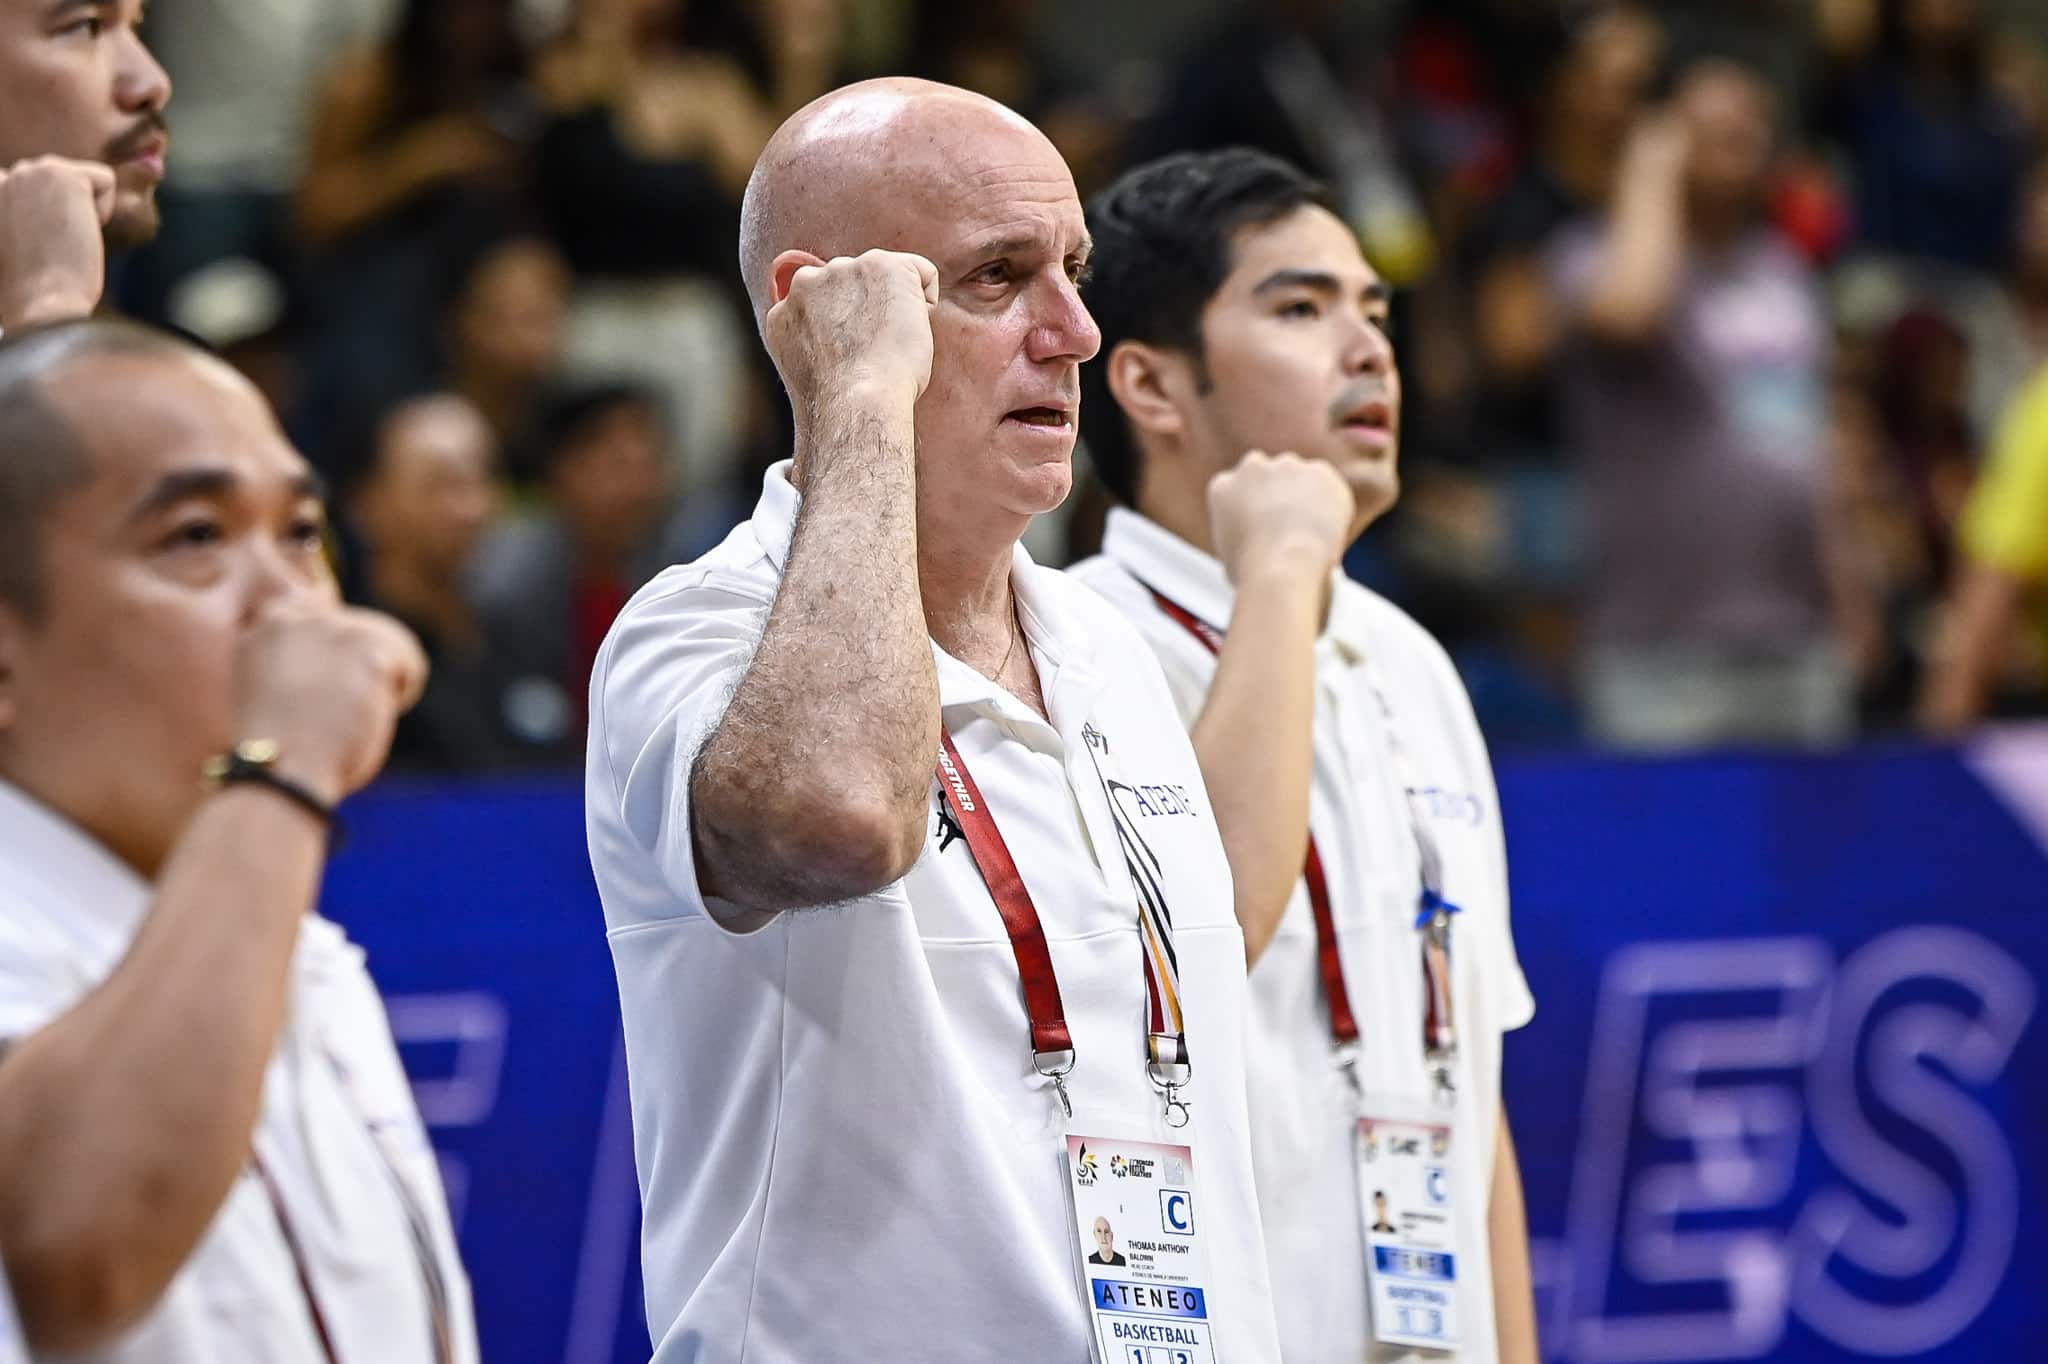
left=1146, top=585, right=1460, bottom=1105
left=938, top=730, right=1195, bottom=1125
left=936, top=733, right=1078, bottom=1116
left=1078, top=721, right=1192, bottom=1127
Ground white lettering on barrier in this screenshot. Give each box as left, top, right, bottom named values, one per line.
left=1562, top=929, right=2034, bottom=1362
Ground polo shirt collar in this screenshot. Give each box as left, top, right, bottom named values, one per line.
left=0, top=777, right=151, bottom=970
left=1100, top=506, right=1374, bottom=662
left=0, top=778, right=358, bottom=984
left=751, top=460, right=802, bottom=574
left=749, top=460, right=1103, bottom=724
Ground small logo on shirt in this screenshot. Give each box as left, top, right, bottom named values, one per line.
left=933, top=797, right=965, bottom=854
left=1410, top=784, right=1483, bottom=828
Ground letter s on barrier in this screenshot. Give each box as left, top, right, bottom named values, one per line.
left=1789, top=926, right=2035, bottom=1356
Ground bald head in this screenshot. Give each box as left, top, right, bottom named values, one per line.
left=738, top=78, right=1063, bottom=329
left=0, top=320, right=203, bottom=617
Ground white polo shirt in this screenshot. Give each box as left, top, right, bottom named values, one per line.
left=586, top=462, right=1283, bottom=1363
left=1074, top=509, right=1536, bottom=1364
left=0, top=1274, right=22, bottom=1364
left=0, top=779, right=478, bottom=1364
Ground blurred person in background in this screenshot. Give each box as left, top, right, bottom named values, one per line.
left=116, top=0, right=393, bottom=328
left=0, top=0, right=171, bottom=329
left=1919, top=360, right=2048, bottom=731
left=1550, top=54, right=1861, bottom=750
left=1073, top=145, right=1537, bottom=1364
left=1961, top=162, right=2048, bottom=438
left=1836, top=309, right=1978, bottom=724
left=439, top=229, right=572, bottom=475
left=295, top=0, right=533, bottom=427
left=1130, top=0, right=1436, bottom=288
left=533, top=0, right=845, bottom=499
left=1816, top=0, right=2034, bottom=277
left=0, top=319, right=474, bottom=1361
left=471, top=381, right=702, bottom=730
left=904, top=0, right=1128, bottom=198
left=1466, top=2, right=1662, bottom=459
left=347, top=391, right=583, bottom=769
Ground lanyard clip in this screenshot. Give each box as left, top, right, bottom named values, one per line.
left=1148, top=1053, right=1193, bottom=1128
left=1331, top=1040, right=1364, bottom=1100
left=1429, top=1059, right=1457, bottom=1108
left=1035, top=1048, right=1076, bottom=1120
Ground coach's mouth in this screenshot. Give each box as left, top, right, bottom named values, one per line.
left=1004, top=406, right=1073, bottom=431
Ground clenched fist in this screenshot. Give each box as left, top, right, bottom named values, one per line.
left=765, top=248, right=939, bottom=415
left=0, top=157, right=114, bottom=330
left=1207, top=451, right=1357, bottom=588
left=232, top=603, right=430, bottom=807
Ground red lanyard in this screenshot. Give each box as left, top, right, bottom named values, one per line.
left=935, top=729, right=1191, bottom=1123
left=1148, top=592, right=1361, bottom=1054
left=1147, top=583, right=1463, bottom=1100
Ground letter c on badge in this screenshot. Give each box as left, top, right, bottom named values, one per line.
left=1161, top=1189, right=1194, bottom=1237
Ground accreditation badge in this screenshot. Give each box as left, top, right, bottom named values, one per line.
left=1063, top=1132, right=1219, bottom=1364
left=1357, top=1098, right=1464, bottom=1350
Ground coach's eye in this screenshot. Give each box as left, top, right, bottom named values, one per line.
left=971, top=262, right=1012, bottom=287
left=1278, top=299, right=1321, bottom=320
left=164, top=517, right=225, bottom=550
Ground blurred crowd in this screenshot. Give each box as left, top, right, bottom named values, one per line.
left=112, top=0, right=2048, bottom=764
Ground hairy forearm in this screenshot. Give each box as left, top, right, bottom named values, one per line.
left=1189, top=556, right=1324, bottom=966
left=1490, top=1114, right=1540, bottom=1364
left=0, top=791, right=325, bottom=1351
left=694, top=396, right=939, bottom=908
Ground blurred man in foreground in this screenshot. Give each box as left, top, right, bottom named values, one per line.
left=586, top=79, right=1283, bottom=1360
left=1074, top=147, right=1538, bottom=1362
left=0, top=319, right=477, bottom=1361
left=0, top=0, right=172, bottom=327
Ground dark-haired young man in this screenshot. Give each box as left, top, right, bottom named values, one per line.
left=0, top=0, right=172, bottom=328
left=1073, top=147, right=1538, bottom=1362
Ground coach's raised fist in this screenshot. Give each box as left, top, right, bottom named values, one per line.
left=0, top=156, right=114, bottom=330
left=764, top=248, right=939, bottom=412
left=232, top=603, right=430, bottom=807
left=1207, top=451, right=1357, bottom=588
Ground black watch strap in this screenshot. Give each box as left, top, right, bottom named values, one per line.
left=203, top=741, right=337, bottom=831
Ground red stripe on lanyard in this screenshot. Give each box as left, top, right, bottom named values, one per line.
left=255, top=1156, right=343, bottom=1364
left=1145, top=587, right=1360, bottom=1051
left=935, top=732, right=1074, bottom=1062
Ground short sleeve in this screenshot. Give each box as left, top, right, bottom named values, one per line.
left=1961, top=375, right=2048, bottom=582
left=586, top=572, right=772, bottom=924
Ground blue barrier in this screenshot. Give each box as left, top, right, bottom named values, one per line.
left=321, top=729, right=2048, bottom=1363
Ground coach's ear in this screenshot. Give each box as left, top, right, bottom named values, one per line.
left=1104, top=339, right=1189, bottom=445
left=769, top=251, right=828, bottom=307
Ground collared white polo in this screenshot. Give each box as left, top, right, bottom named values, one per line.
left=0, top=779, right=478, bottom=1364
left=1073, top=508, right=1536, bottom=1364
left=586, top=462, right=1283, bottom=1363
left=0, top=1273, right=23, bottom=1364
